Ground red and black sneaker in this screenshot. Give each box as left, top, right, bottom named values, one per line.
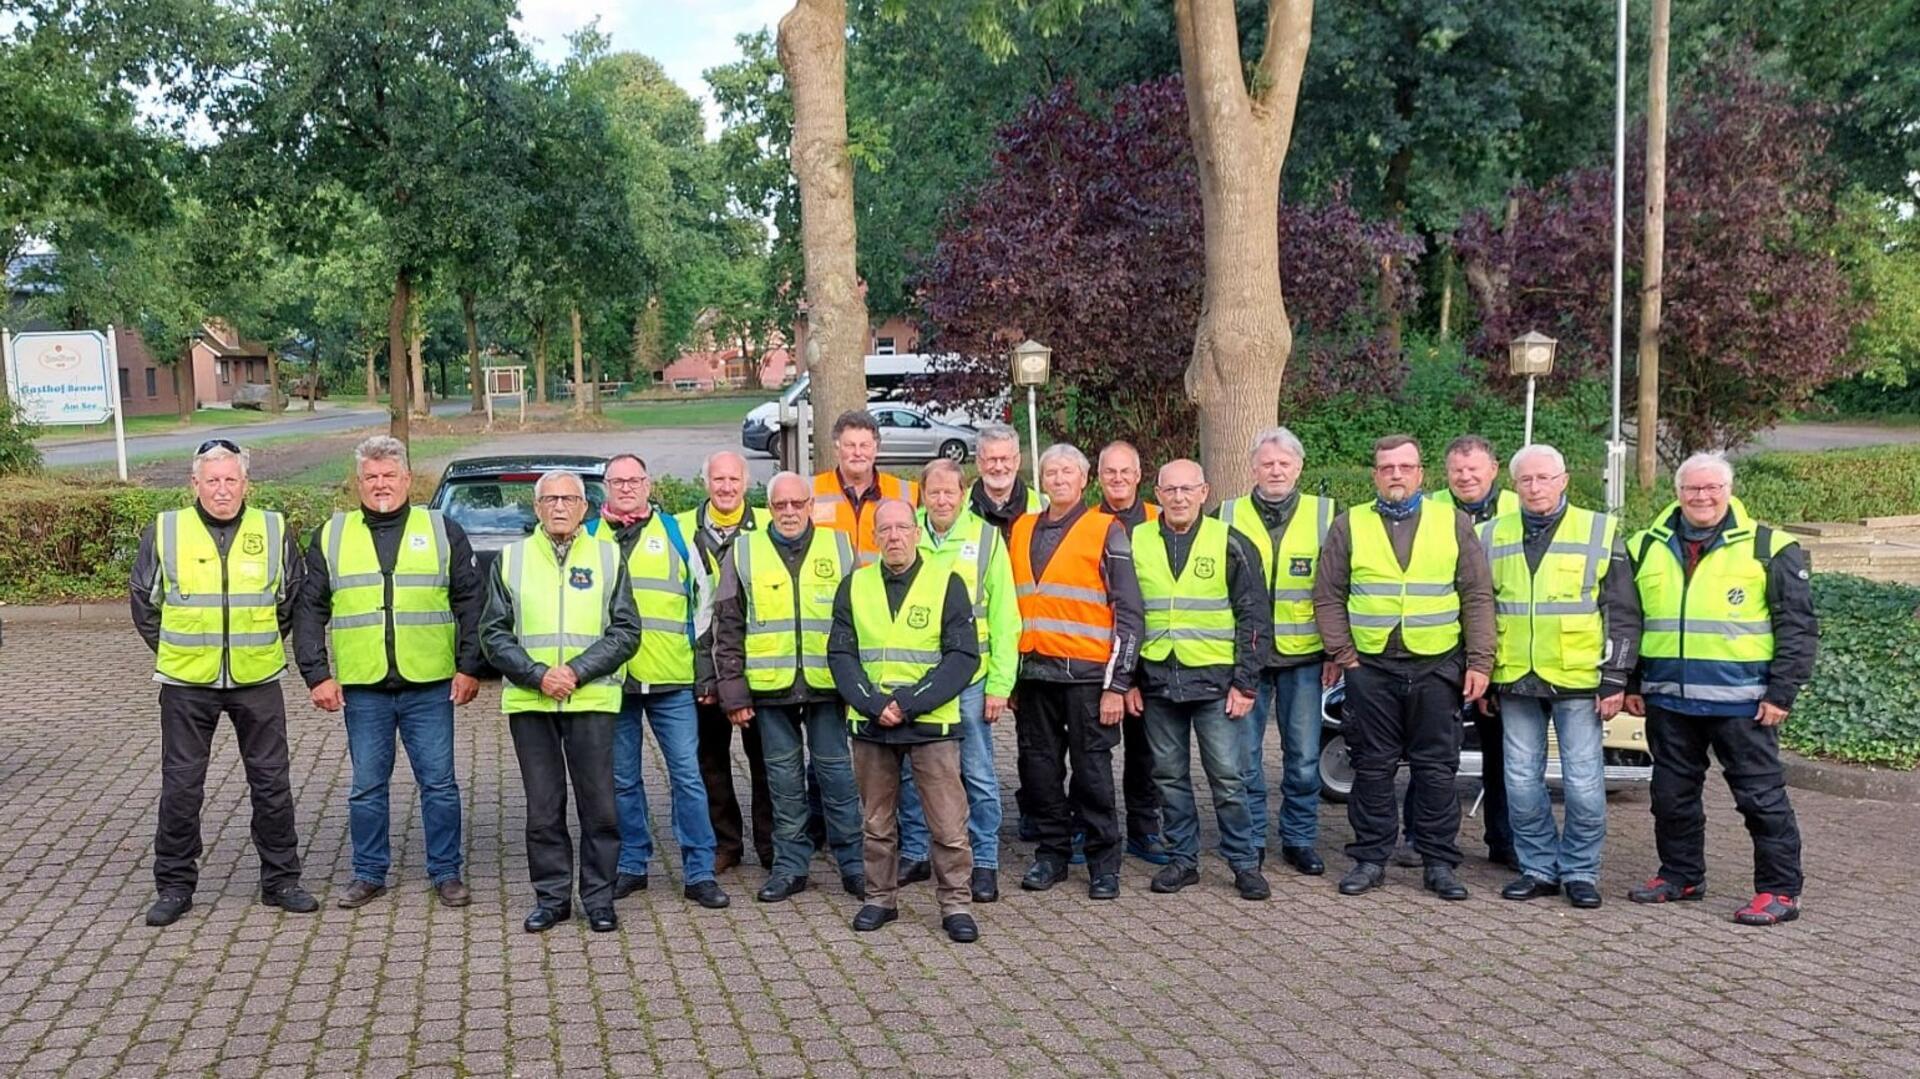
left=1627, top=876, right=1705, bottom=904
left=1733, top=892, right=1800, bottom=926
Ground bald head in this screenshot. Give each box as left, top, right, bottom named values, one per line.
left=766, top=471, right=812, bottom=539
left=1154, top=458, right=1207, bottom=529
left=874, top=498, right=919, bottom=570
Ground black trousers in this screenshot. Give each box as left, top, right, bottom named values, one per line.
left=697, top=699, right=774, bottom=867
left=1121, top=709, right=1162, bottom=840
left=1400, top=702, right=1509, bottom=854
left=509, top=711, right=620, bottom=910
left=155, top=682, right=303, bottom=895
left=1015, top=681, right=1121, bottom=876
left=1647, top=703, right=1804, bottom=895
left=1343, top=660, right=1463, bottom=867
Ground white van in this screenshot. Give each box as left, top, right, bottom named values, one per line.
left=739, top=353, right=1008, bottom=457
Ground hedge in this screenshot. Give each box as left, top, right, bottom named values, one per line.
left=1785, top=575, right=1920, bottom=769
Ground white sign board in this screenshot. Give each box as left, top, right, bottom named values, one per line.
left=6, top=330, right=114, bottom=425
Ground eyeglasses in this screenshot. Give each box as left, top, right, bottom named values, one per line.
left=1375, top=463, right=1420, bottom=474
left=196, top=438, right=241, bottom=456
left=1515, top=473, right=1565, bottom=487
left=536, top=495, right=584, bottom=506
left=1680, top=483, right=1729, bottom=497
left=769, top=498, right=811, bottom=511
left=607, top=478, right=649, bottom=488
left=1155, top=484, right=1204, bottom=498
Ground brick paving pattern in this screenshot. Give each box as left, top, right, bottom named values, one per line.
left=1, top=626, right=1915, bottom=1077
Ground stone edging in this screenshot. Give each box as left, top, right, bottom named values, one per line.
left=0, top=603, right=130, bottom=626
left=1782, top=750, right=1920, bottom=804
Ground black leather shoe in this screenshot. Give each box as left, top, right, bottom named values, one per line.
left=146, top=893, right=192, bottom=927
left=841, top=873, right=867, bottom=900
left=336, top=880, right=387, bottom=909
left=685, top=881, right=731, bottom=909
left=1501, top=875, right=1561, bottom=901
left=899, top=859, right=932, bottom=884
left=850, top=904, right=898, bottom=932
left=943, top=913, right=980, bottom=943
left=1338, top=862, right=1386, bottom=896
left=1088, top=873, right=1120, bottom=900
left=1424, top=864, right=1470, bottom=901
left=261, top=884, right=319, bottom=914
left=970, top=867, right=999, bottom=903
left=1021, top=859, right=1068, bottom=892
left=1280, top=846, right=1325, bottom=876
left=523, top=905, right=571, bottom=932
left=756, top=875, right=809, bottom=903
left=1565, top=881, right=1603, bottom=909
left=1150, top=864, right=1199, bottom=893
left=612, top=872, right=648, bottom=899
left=1234, top=868, right=1272, bottom=901
left=587, top=907, right=618, bottom=932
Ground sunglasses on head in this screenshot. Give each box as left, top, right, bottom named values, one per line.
left=197, top=438, right=242, bottom=456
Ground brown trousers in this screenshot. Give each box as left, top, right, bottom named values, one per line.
left=853, top=739, right=972, bottom=916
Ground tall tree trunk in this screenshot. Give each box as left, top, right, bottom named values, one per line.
left=175, top=341, right=196, bottom=422
left=388, top=269, right=413, bottom=447
left=1173, top=0, right=1315, bottom=497
left=305, top=345, right=317, bottom=412
left=265, top=349, right=282, bottom=413
left=364, top=342, right=378, bottom=404
left=462, top=288, right=485, bottom=413
left=591, top=349, right=604, bottom=415
left=1636, top=0, right=1671, bottom=486
left=533, top=318, right=548, bottom=404
left=779, top=0, right=867, bottom=472
left=1437, top=243, right=1454, bottom=342
left=570, top=306, right=587, bottom=417
left=409, top=292, right=428, bottom=419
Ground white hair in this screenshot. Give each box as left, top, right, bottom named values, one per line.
left=701, top=450, right=747, bottom=481
left=190, top=444, right=249, bottom=479
left=976, top=424, right=1020, bottom=451
left=1673, top=452, right=1734, bottom=493
left=766, top=470, right=809, bottom=500
left=1250, top=426, right=1305, bottom=463
left=534, top=470, right=584, bottom=498
left=1039, top=442, right=1090, bottom=476
left=354, top=435, right=409, bottom=472
left=1508, top=443, right=1565, bottom=477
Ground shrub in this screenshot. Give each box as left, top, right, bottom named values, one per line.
left=0, top=397, right=42, bottom=476
left=1786, top=575, right=1920, bottom=768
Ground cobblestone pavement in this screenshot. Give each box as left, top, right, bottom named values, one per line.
left=1, top=627, right=1915, bottom=1078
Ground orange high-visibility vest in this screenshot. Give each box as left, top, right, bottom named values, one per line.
left=812, top=470, right=920, bottom=565
left=1010, top=510, right=1116, bottom=663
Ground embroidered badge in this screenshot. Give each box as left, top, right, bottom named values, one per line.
left=1726, top=587, right=1746, bottom=606
left=1289, top=557, right=1313, bottom=577
left=570, top=567, right=595, bottom=589
left=814, top=558, right=836, bottom=579
left=1194, top=556, right=1218, bottom=579
left=960, top=542, right=979, bottom=562
left=907, top=605, right=931, bottom=629
left=241, top=534, right=265, bottom=556
left=409, top=534, right=430, bottom=551
left=645, top=536, right=665, bottom=553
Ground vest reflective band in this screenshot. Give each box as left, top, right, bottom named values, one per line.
left=623, top=515, right=695, bottom=686
left=736, top=527, right=851, bottom=692
left=812, top=471, right=920, bottom=566
left=847, top=561, right=961, bottom=733
left=1221, top=494, right=1334, bottom=655
left=1010, top=511, right=1115, bottom=662
left=920, top=512, right=1000, bottom=680
left=1480, top=506, right=1616, bottom=689
left=1432, top=487, right=1521, bottom=521
left=154, top=506, right=286, bottom=685
left=1631, top=498, right=1782, bottom=705
left=498, top=532, right=624, bottom=714
left=323, top=508, right=454, bottom=685
left=1346, top=503, right=1462, bottom=656
left=1134, top=517, right=1235, bottom=667
left=674, top=504, right=771, bottom=577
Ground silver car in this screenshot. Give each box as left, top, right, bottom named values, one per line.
left=871, top=404, right=977, bottom=463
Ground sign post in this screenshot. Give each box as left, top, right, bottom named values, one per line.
left=1010, top=339, right=1052, bottom=491
left=5, top=327, right=126, bottom=479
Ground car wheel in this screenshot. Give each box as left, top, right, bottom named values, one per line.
left=1319, top=730, right=1354, bottom=803
left=938, top=439, right=968, bottom=463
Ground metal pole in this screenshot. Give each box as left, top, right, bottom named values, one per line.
left=107, top=326, right=128, bottom=482
left=1026, top=384, right=1041, bottom=492
left=1524, top=375, right=1537, bottom=448
left=1605, top=0, right=1629, bottom=513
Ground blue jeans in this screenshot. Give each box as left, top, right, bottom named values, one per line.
left=756, top=701, right=864, bottom=878
left=1144, top=695, right=1258, bottom=870
left=343, top=685, right=463, bottom=885
left=1241, top=664, right=1324, bottom=850
left=614, top=690, right=717, bottom=884
left=898, top=681, right=1001, bottom=869
left=1500, top=693, right=1608, bottom=884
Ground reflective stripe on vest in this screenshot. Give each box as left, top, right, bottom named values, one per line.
left=1481, top=506, right=1616, bottom=689
left=1010, top=511, right=1116, bottom=662
left=323, top=508, right=456, bottom=685
left=1631, top=498, right=1782, bottom=705
left=812, top=471, right=920, bottom=566
left=1221, top=494, right=1333, bottom=655
left=155, top=506, right=286, bottom=685
left=1134, top=517, right=1236, bottom=667
left=847, top=561, right=961, bottom=734
left=1346, top=502, right=1462, bottom=656
left=624, top=514, right=695, bottom=686
left=920, top=511, right=1000, bottom=681
left=736, top=527, right=851, bottom=693
left=499, top=532, right=624, bottom=714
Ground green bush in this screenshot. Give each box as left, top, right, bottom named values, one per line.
left=1785, top=575, right=1920, bottom=768
left=0, top=397, right=43, bottom=475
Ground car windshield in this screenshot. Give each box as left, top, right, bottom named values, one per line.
left=438, top=475, right=607, bottom=537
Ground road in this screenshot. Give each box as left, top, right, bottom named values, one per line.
left=40, top=401, right=471, bottom=469
left=431, top=423, right=780, bottom=484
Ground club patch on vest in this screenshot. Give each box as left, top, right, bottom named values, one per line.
left=907, top=604, right=931, bottom=629
left=1289, top=556, right=1313, bottom=577
left=813, top=558, right=836, bottom=579
left=570, top=567, right=595, bottom=590
left=646, top=536, right=665, bottom=553
left=410, top=533, right=430, bottom=551
left=241, top=533, right=265, bottom=557
left=1193, top=556, right=1217, bottom=579
left=1726, top=586, right=1746, bottom=606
